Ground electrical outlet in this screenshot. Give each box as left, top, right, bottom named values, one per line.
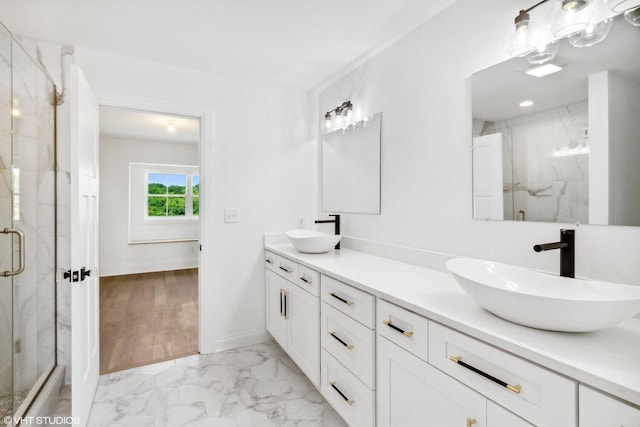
left=297, top=215, right=304, bottom=228
left=224, top=209, right=239, bottom=223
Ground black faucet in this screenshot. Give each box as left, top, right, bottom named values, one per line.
left=533, top=229, right=575, bottom=278
left=314, top=214, right=340, bottom=250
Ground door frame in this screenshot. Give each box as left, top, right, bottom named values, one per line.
left=94, top=90, right=213, bottom=354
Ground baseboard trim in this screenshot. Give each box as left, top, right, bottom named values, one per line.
left=100, top=259, right=197, bottom=277
left=209, top=330, right=273, bottom=354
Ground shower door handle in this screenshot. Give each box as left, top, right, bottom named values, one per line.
left=1, top=228, right=25, bottom=277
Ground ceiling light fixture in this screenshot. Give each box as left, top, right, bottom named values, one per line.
left=524, top=62, right=563, bottom=77
left=520, top=100, right=535, bottom=107
left=167, top=120, right=176, bottom=132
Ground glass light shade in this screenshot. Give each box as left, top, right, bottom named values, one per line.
left=527, top=39, right=559, bottom=64
left=505, top=20, right=542, bottom=57
left=624, top=7, right=640, bottom=25
left=607, top=0, right=640, bottom=12
left=549, top=0, right=595, bottom=38
left=569, top=17, right=613, bottom=47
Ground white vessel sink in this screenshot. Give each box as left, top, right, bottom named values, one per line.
left=286, top=229, right=341, bottom=254
left=447, top=257, right=640, bottom=332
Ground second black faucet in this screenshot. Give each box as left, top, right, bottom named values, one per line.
left=315, top=214, right=340, bottom=250
left=533, top=229, right=575, bottom=278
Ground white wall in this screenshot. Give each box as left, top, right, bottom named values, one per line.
left=318, top=0, right=640, bottom=286
left=75, top=47, right=317, bottom=352
left=609, top=72, right=640, bottom=226
left=99, top=136, right=199, bottom=276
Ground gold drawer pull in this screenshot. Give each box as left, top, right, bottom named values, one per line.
left=329, top=292, right=354, bottom=305
left=329, top=331, right=354, bottom=350
left=467, top=418, right=477, bottom=427
left=383, top=320, right=413, bottom=337
left=450, top=356, right=521, bottom=394
left=329, top=381, right=355, bottom=405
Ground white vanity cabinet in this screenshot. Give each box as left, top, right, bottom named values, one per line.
left=265, top=251, right=320, bottom=387
left=579, top=385, right=640, bottom=427
left=320, top=274, right=376, bottom=427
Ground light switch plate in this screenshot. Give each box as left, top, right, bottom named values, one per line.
left=224, top=209, right=239, bottom=223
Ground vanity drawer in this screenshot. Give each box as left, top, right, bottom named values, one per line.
left=321, top=275, right=375, bottom=328
left=321, top=349, right=375, bottom=427
left=428, top=322, right=577, bottom=427
left=377, top=299, right=428, bottom=362
left=274, top=255, right=299, bottom=282
left=265, top=251, right=278, bottom=272
left=321, top=302, right=375, bottom=389
left=297, top=264, right=320, bottom=296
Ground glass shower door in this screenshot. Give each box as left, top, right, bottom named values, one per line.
left=0, top=25, right=56, bottom=420
left=0, top=22, right=13, bottom=421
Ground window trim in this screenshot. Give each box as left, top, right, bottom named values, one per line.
left=129, top=162, right=200, bottom=244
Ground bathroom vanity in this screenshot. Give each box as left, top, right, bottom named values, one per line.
left=264, top=240, right=640, bottom=427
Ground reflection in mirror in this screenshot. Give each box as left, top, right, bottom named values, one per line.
left=472, top=15, right=640, bottom=226
left=322, top=112, right=381, bottom=214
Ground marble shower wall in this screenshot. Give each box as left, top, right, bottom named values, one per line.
left=13, top=35, right=72, bottom=385
left=10, top=39, right=57, bottom=393
left=474, top=102, right=589, bottom=223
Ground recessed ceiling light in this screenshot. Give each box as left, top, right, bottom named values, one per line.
left=524, top=63, right=563, bottom=78
left=520, top=100, right=534, bottom=107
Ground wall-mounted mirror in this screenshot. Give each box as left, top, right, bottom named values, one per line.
left=471, top=15, right=640, bottom=226
left=322, top=112, right=381, bottom=214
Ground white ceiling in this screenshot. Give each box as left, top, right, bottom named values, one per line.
left=0, top=0, right=456, bottom=90
left=99, top=107, right=200, bottom=144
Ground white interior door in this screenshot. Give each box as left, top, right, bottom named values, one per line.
left=70, top=64, right=100, bottom=427
left=472, top=133, right=504, bottom=220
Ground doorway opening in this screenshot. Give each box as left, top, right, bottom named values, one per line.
left=98, top=106, right=201, bottom=374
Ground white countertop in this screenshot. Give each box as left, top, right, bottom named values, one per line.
left=265, top=242, right=640, bottom=406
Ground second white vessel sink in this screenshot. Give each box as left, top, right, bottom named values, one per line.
left=447, top=257, right=640, bottom=332
left=286, top=229, right=341, bottom=254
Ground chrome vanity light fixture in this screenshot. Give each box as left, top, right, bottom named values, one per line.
left=166, top=119, right=176, bottom=132
left=322, top=100, right=353, bottom=133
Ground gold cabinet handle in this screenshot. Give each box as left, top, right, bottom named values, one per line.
left=467, top=418, right=477, bottom=427
left=300, top=275, right=312, bottom=284
left=329, top=331, right=354, bottom=350
left=329, top=381, right=354, bottom=405
left=329, top=292, right=354, bottom=306
left=450, top=356, right=521, bottom=394
left=383, top=320, right=413, bottom=337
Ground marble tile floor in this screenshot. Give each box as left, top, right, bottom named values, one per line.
left=88, top=341, right=348, bottom=427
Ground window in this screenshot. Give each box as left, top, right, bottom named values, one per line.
left=129, top=163, right=199, bottom=243
left=146, top=172, right=199, bottom=218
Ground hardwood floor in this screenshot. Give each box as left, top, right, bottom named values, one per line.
left=100, top=269, right=198, bottom=374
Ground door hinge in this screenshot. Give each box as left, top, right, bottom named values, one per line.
left=64, top=269, right=80, bottom=283
left=14, top=339, right=20, bottom=354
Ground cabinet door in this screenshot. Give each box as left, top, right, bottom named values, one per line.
left=288, top=283, right=320, bottom=387
left=487, top=401, right=533, bottom=426
left=579, top=385, right=640, bottom=427
left=377, top=336, right=486, bottom=427
left=266, top=270, right=288, bottom=350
